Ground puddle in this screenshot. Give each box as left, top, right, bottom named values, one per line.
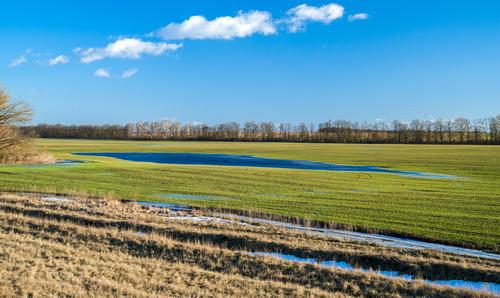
left=305, top=190, right=332, bottom=195
left=251, top=252, right=500, bottom=295
left=430, top=280, right=500, bottom=294
left=218, top=214, right=500, bottom=260
left=156, top=193, right=231, bottom=201
left=20, top=160, right=84, bottom=168
left=134, top=201, right=251, bottom=225
left=135, top=201, right=192, bottom=212
left=74, top=152, right=454, bottom=179
left=251, top=252, right=410, bottom=277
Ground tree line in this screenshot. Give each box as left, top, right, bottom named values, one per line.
left=24, top=116, right=500, bottom=144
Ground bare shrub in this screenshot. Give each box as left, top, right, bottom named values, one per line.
left=0, top=87, right=54, bottom=164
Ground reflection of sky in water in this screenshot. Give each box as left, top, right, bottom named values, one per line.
left=222, top=214, right=500, bottom=260
left=136, top=201, right=192, bottom=211
left=18, top=160, right=83, bottom=168
left=133, top=199, right=500, bottom=261
left=429, top=280, right=500, bottom=293
left=75, top=152, right=455, bottom=179
left=252, top=252, right=500, bottom=295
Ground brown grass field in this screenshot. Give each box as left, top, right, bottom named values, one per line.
left=0, top=193, right=498, bottom=297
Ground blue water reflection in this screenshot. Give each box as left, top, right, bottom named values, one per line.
left=75, top=152, right=453, bottom=179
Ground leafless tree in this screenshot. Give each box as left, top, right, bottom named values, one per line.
left=260, top=122, right=275, bottom=141
left=454, top=118, right=471, bottom=143
left=243, top=121, right=259, bottom=141
left=410, top=120, right=424, bottom=144
left=434, top=119, right=446, bottom=144
left=490, top=115, right=500, bottom=144
left=0, top=88, right=33, bottom=156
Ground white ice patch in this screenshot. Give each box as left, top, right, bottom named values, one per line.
left=168, top=215, right=251, bottom=226
left=41, top=197, right=72, bottom=202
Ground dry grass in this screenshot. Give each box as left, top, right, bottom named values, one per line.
left=0, top=148, right=55, bottom=164
left=0, top=193, right=497, bottom=297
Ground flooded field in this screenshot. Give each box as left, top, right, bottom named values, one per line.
left=5, top=140, right=497, bottom=253
left=75, top=152, right=454, bottom=178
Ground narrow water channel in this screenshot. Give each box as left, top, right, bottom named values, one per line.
left=132, top=200, right=500, bottom=260
left=251, top=252, right=500, bottom=295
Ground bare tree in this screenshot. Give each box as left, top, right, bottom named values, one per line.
left=434, top=119, right=446, bottom=144
left=243, top=121, right=259, bottom=141
left=490, top=115, right=500, bottom=144
left=472, top=119, right=485, bottom=144
left=445, top=119, right=454, bottom=143
left=260, top=122, right=275, bottom=141
left=454, top=118, right=471, bottom=143
left=295, top=123, right=309, bottom=142
left=410, top=120, right=424, bottom=144
left=0, top=88, right=33, bottom=155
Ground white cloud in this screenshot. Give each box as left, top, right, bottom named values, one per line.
left=77, top=38, right=182, bottom=63
left=121, top=68, right=138, bottom=79
left=286, top=3, right=344, bottom=32
left=9, top=55, right=28, bottom=68
left=348, top=13, right=369, bottom=22
left=8, top=50, right=31, bottom=68
left=94, top=68, right=111, bottom=78
left=155, top=10, right=276, bottom=40
left=48, top=55, right=69, bottom=66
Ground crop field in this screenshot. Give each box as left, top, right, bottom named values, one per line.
left=0, top=139, right=499, bottom=251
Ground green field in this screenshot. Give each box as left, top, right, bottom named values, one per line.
left=1, top=139, right=499, bottom=251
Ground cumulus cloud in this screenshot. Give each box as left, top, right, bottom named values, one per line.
left=94, top=68, right=111, bottom=78
left=77, top=38, right=182, bottom=63
left=10, top=4, right=365, bottom=72
left=155, top=10, right=276, bottom=40
left=48, top=55, right=69, bottom=66
left=348, top=13, right=369, bottom=22
left=286, top=3, right=344, bottom=32
left=8, top=50, right=31, bottom=67
left=121, top=68, right=138, bottom=79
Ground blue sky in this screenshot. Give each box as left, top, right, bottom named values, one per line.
left=1, top=1, right=499, bottom=125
